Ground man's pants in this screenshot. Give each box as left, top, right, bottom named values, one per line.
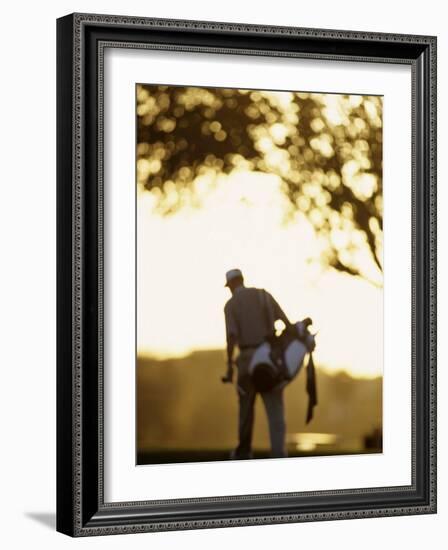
left=233, top=349, right=287, bottom=459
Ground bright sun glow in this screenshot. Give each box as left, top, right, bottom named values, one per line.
left=137, top=170, right=382, bottom=378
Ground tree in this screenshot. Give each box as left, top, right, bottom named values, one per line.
left=137, top=85, right=383, bottom=284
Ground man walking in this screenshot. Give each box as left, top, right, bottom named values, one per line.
left=222, top=268, right=290, bottom=459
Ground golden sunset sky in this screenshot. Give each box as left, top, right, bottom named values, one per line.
left=137, top=169, right=383, bottom=378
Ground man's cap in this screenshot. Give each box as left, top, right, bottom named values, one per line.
left=225, top=268, right=243, bottom=287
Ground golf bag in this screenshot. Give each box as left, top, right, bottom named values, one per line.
left=248, top=320, right=318, bottom=423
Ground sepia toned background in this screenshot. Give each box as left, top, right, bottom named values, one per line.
left=4, top=1, right=444, bottom=548
left=136, top=84, right=383, bottom=464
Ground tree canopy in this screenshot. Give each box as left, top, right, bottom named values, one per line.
left=137, top=85, right=383, bottom=284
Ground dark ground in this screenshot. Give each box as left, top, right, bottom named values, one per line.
left=137, top=447, right=381, bottom=465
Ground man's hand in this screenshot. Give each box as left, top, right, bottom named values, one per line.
left=221, top=362, right=234, bottom=384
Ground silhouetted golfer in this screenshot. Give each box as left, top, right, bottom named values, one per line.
left=222, top=269, right=290, bottom=459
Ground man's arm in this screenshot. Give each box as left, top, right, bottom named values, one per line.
left=222, top=333, right=237, bottom=383
left=223, top=303, right=238, bottom=383
left=267, top=292, right=291, bottom=327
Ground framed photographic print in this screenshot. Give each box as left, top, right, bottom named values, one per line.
left=56, top=13, right=437, bottom=536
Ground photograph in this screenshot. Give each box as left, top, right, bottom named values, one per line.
left=55, top=11, right=436, bottom=536
left=136, top=84, right=384, bottom=465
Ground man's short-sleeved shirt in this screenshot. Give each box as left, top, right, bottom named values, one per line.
left=224, top=286, right=288, bottom=348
